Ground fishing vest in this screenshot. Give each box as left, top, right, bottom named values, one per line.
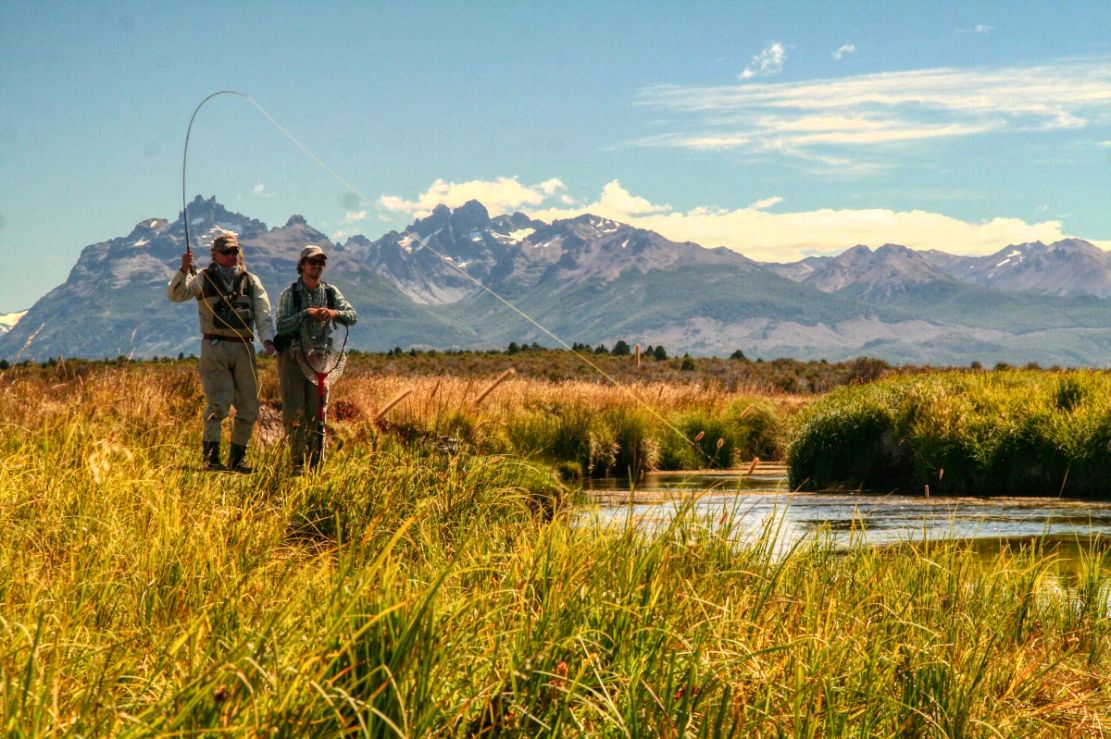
left=199, top=264, right=255, bottom=338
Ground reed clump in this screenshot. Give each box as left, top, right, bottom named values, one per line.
left=3, top=363, right=1110, bottom=733
left=789, top=369, right=1111, bottom=495
left=341, top=370, right=794, bottom=476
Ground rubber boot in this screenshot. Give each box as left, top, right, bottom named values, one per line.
left=307, top=427, right=324, bottom=471
left=203, top=442, right=225, bottom=471
left=227, top=443, right=252, bottom=473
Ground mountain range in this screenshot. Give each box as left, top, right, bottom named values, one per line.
left=3, top=195, right=1111, bottom=366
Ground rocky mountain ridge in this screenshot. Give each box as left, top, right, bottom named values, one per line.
left=767, top=239, right=1111, bottom=299
left=2, top=196, right=1110, bottom=366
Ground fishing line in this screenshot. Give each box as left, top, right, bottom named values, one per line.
left=182, top=91, right=714, bottom=466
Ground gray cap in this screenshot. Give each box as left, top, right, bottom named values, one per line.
left=299, top=244, right=326, bottom=260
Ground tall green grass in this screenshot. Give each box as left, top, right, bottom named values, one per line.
left=789, top=369, right=1111, bottom=495
left=2, top=365, right=1109, bottom=734
left=366, top=373, right=792, bottom=476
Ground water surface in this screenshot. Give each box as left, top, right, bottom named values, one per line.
left=583, top=466, right=1111, bottom=555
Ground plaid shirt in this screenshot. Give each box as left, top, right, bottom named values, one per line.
left=275, top=280, right=357, bottom=350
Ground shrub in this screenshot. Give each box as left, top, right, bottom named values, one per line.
left=789, top=370, right=1111, bottom=496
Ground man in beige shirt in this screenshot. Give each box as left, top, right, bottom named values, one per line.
left=168, top=232, right=276, bottom=471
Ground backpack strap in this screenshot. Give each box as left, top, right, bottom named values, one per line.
left=290, top=280, right=335, bottom=312
left=233, top=271, right=253, bottom=297
left=289, top=281, right=302, bottom=313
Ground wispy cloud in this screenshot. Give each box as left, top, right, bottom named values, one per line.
left=957, top=24, right=995, bottom=35
left=343, top=209, right=369, bottom=224
left=832, top=43, right=856, bottom=61
left=379, top=176, right=565, bottom=217
left=740, top=42, right=786, bottom=80
left=749, top=196, right=783, bottom=210
left=252, top=182, right=275, bottom=198
left=635, top=58, right=1111, bottom=167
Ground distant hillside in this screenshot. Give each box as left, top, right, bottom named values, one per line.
left=3, top=197, right=1111, bottom=366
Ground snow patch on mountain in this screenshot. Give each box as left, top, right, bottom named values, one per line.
left=0, top=310, right=27, bottom=335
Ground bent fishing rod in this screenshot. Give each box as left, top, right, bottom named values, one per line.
left=181, top=91, right=251, bottom=275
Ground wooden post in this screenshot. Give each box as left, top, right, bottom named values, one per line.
left=635, top=343, right=641, bottom=369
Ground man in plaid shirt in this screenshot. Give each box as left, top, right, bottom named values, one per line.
left=274, top=245, right=357, bottom=472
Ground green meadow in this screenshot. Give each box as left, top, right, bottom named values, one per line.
left=2, top=360, right=1110, bottom=735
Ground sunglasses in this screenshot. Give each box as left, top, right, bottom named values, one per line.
left=305, top=258, right=327, bottom=266
left=217, top=247, right=240, bottom=255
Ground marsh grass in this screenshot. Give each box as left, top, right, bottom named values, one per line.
left=789, top=369, right=1111, bottom=496
left=2, top=364, right=1110, bottom=734
left=343, top=370, right=792, bottom=478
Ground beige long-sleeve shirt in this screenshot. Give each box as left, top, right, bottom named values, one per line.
left=168, top=265, right=276, bottom=343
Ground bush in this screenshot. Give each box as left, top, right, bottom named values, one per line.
left=788, top=389, right=913, bottom=491
left=788, top=370, right=1111, bottom=496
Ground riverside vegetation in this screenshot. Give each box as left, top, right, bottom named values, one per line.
left=790, top=369, right=1111, bottom=497
left=2, top=359, right=1110, bottom=734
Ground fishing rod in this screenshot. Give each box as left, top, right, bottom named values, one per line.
left=182, top=91, right=250, bottom=275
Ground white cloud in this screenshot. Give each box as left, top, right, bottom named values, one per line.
left=528, top=180, right=1094, bottom=260
left=378, top=176, right=566, bottom=217
left=591, top=179, right=670, bottom=216
left=1099, top=139, right=1111, bottom=147
left=740, top=42, right=786, bottom=80
left=252, top=182, right=275, bottom=198
left=974, top=24, right=994, bottom=34
left=380, top=177, right=1107, bottom=258
left=832, top=43, right=856, bottom=61
left=635, top=58, right=1111, bottom=165
left=749, top=196, right=783, bottom=210
left=343, top=209, right=369, bottom=224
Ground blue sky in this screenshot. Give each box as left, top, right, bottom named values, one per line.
left=1, top=0, right=1109, bottom=313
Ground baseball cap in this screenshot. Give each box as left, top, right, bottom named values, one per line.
left=299, top=245, right=326, bottom=261
left=212, top=232, right=240, bottom=252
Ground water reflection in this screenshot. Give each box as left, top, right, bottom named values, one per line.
left=582, top=468, right=1111, bottom=554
